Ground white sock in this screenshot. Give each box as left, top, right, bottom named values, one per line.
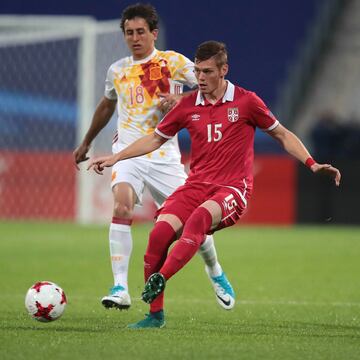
left=198, top=235, right=222, bottom=277
left=109, top=223, right=133, bottom=291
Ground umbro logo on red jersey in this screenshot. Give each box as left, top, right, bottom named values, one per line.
left=191, top=114, right=201, bottom=121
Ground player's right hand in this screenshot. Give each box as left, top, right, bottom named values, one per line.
left=157, top=92, right=182, bottom=114
left=87, top=155, right=117, bottom=175
left=73, top=143, right=90, bottom=170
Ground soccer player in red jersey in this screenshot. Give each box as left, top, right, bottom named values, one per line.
left=88, top=41, right=341, bottom=328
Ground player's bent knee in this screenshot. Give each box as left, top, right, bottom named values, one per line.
left=146, top=221, right=177, bottom=255
left=181, top=207, right=213, bottom=245
left=113, top=202, right=134, bottom=219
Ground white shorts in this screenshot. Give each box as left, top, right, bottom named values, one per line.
left=111, top=157, right=187, bottom=207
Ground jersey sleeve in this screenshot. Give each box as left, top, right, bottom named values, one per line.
left=104, top=65, right=117, bottom=100
left=170, top=52, right=197, bottom=89
left=248, top=92, right=279, bottom=131
left=155, top=100, right=185, bottom=139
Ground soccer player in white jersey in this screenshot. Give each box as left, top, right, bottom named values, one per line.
left=73, top=3, right=234, bottom=310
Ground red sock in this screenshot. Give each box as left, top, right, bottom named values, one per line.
left=160, top=207, right=213, bottom=280
left=112, top=217, right=132, bottom=225
left=144, top=221, right=177, bottom=312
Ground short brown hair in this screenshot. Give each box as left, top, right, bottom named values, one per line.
left=195, top=41, right=228, bottom=67
left=120, top=3, right=159, bottom=32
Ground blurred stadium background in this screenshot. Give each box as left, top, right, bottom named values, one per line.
left=1, top=0, right=359, bottom=226
left=1, top=1, right=360, bottom=359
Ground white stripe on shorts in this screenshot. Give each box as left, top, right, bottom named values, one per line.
left=223, top=180, right=248, bottom=207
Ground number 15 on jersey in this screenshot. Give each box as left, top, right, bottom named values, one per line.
left=207, top=123, right=223, bottom=142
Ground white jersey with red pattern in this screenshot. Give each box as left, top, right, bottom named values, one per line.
left=105, top=48, right=197, bottom=164
left=155, top=81, right=279, bottom=194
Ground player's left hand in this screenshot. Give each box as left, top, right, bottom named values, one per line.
left=157, top=92, right=181, bottom=113
left=311, top=163, right=341, bottom=187
left=87, top=155, right=117, bottom=175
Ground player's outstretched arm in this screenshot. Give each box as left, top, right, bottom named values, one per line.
left=269, top=124, right=341, bottom=186
left=73, top=97, right=117, bottom=169
left=87, top=132, right=167, bottom=175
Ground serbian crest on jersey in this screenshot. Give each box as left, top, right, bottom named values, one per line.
left=227, top=107, right=239, bottom=122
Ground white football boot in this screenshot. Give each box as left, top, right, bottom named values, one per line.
left=101, top=285, right=131, bottom=310
left=205, top=266, right=235, bottom=310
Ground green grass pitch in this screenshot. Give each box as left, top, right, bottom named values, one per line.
left=0, top=222, right=359, bottom=359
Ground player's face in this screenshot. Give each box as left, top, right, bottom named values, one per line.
left=194, top=58, right=228, bottom=95
left=123, top=17, right=158, bottom=60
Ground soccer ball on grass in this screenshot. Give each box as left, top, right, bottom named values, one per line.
left=25, top=281, right=67, bottom=322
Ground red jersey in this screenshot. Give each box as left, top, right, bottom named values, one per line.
left=155, top=81, right=279, bottom=196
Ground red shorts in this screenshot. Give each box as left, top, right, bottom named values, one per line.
left=156, top=181, right=249, bottom=233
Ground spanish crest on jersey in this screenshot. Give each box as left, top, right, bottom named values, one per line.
left=227, top=107, right=239, bottom=122
left=149, top=64, right=162, bottom=81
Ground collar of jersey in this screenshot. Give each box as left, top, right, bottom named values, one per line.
left=195, top=80, right=235, bottom=106
left=131, top=48, right=158, bottom=65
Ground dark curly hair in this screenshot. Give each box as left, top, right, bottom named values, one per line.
left=120, top=3, right=159, bottom=32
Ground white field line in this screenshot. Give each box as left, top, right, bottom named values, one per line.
left=239, top=299, right=360, bottom=307
left=4, top=294, right=360, bottom=307
left=151, top=298, right=360, bottom=307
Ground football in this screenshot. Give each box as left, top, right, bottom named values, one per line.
left=25, top=281, right=67, bottom=322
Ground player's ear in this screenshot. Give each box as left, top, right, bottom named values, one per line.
left=152, top=29, right=159, bottom=41
left=221, top=64, right=229, bottom=77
